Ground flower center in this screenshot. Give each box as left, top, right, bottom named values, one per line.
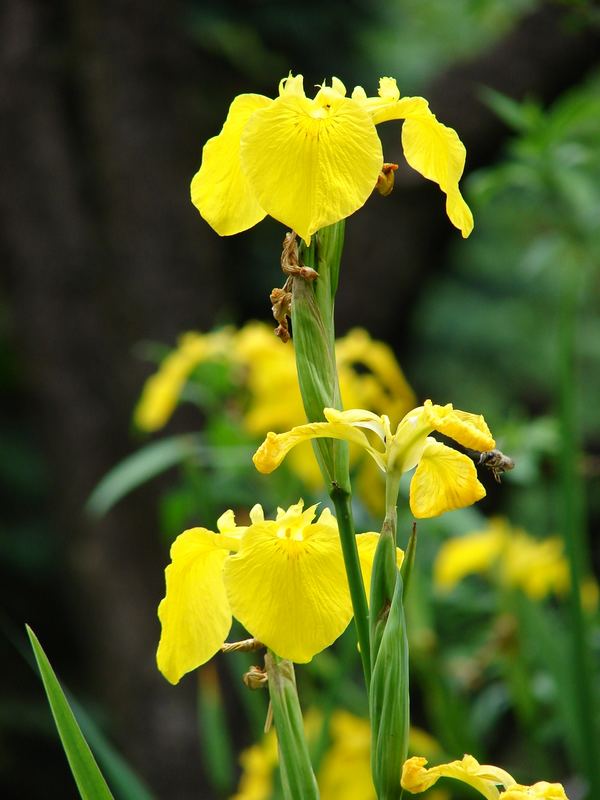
left=278, top=525, right=304, bottom=542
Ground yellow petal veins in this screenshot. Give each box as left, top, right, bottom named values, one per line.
left=240, top=93, right=383, bottom=243
left=409, top=438, right=486, bottom=518
left=223, top=513, right=353, bottom=662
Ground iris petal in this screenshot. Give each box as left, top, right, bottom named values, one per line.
left=223, top=520, right=352, bottom=662
left=401, top=109, right=474, bottom=237
left=240, top=94, right=382, bottom=243
left=402, top=754, right=515, bottom=800
left=253, top=420, right=380, bottom=474
left=157, top=529, right=231, bottom=684
left=425, top=400, right=495, bottom=451
left=500, top=783, right=568, bottom=800
left=191, top=94, right=271, bottom=236
left=409, top=438, right=486, bottom=518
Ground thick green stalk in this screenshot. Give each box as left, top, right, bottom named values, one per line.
left=293, top=223, right=348, bottom=490
left=331, top=486, right=372, bottom=688
left=557, top=270, right=599, bottom=796
left=265, top=652, right=319, bottom=800
left=293, top=222, right=371, bottom=686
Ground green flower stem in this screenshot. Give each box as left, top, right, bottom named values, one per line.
left=558, top=268, right=600, bottom=795
left=294, top=222, right=371, bottom=687
left=331, top=486, right=372, bottom=688
left=265, top=651, right=319, bottom=800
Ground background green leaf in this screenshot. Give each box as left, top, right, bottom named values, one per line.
left=26, top=625, right=114, bottom=800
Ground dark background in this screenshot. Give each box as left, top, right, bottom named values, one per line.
left=2, top=1, right=600, bottom=797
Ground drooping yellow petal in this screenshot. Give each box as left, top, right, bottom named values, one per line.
left=409, top=439, right=486, bottom=519
left=500, top=783, right=569, bottom=800
left=191, top=94, right=271, bottom=236
left=356, top=532, right=404, bottom=603
left=364, top=89, right=473, bottom=236
left=402, top=754, right=515, bottom=800
left=425, top=400, right=495, bottom=452
left=157, top=529, right=232, bottom=684
left=401, top=109, right=474, bottom=237
left=240, top=93, right=382, bottom=243
left=252, top=420, right=380, bottom=474
left=223, top=514, right=352, bottom=662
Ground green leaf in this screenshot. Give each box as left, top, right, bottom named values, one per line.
left=86, top=435, right=203, bottom=517
left=26, top=625, right=115, bottom=800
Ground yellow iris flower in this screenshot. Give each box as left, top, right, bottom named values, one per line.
left=401, top=755, right=568, bottom=800
left=191, top=74, right=473, bottom=243
left=253, top=400, right=494, bottom=518
left=434, top=519, right=570, bottom=600
left=157, top=501, right=400, bottom=684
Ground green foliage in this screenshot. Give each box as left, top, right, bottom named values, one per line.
left=411, top=70, right=600, bottom=452
left=361, top=0, right=538, bottom=88
left=27, top=626, right=115, bottom=800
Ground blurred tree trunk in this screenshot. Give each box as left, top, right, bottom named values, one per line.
left=0, top=0, right=226, bottom=795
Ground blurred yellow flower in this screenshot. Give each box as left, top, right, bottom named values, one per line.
left=254, top=400, right=494, bottom=518
left=134, top=322, right=415, bottom=506
left=230, top=730, right=278, bottom=800
left=232, top=712, right=449, bottom=800
left=156, top=501, right=391, bottom=683
left=318, top=710, right=375, bottom=799
left=134, top=329, right=234, bottom=431
left=135, top=323, right=414, bottom=434
left=434, top=518, right=599, bottom=607
left=434, top=520, right=508, bottom=591
left=191, top=74, right=473, bottom=243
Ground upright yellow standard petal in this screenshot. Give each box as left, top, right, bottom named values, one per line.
left=240, top=93, right=382, bottom=242
left=223, top=515, right=352, bottom=662
left=191, top=94, right=271, bottom=236
left=409, top=439, right=486, bottom=518
left=401, top=109, right=474, bottom=237
left=500, top=783, right=569, bottom=800
left=157, top=528, right=231, bottom=684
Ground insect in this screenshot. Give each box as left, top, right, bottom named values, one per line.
left=478, top=449, right=515, bottom=483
